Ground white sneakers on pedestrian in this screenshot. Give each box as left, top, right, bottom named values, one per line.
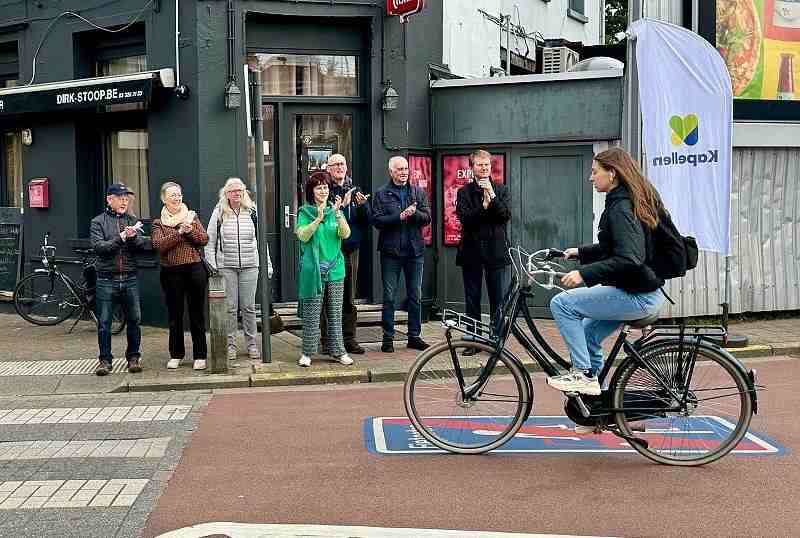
left=546, top=370, right=601, bottom=395
left=166, top=358, right=180, bottom=369
left=227, top=346, right=237, bottom=362
left=193, top=359, right=207, bottom=370
left=298, top=355, right=311, bottom=367
left=248, top=346, right=260, bottom=360
left=336, top=353, right=354, bottom=366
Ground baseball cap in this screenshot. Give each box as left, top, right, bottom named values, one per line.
left=107, top=183, right=135, bottom=196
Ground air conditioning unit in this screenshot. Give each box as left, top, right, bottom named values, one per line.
left=542, top=46, right=580, bottom=73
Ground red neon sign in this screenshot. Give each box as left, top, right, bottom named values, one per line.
left=386, top=0, right=426, bottom=22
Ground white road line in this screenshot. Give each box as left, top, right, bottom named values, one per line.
left=154, top=523, right=617, bottom=538
left=0, top=437, right=171, bottom=460
left=0, top=405, right=192, bottom=424
left=0, top=358, right=128, bottom=376
left=0, top=479, right=148, bottom=509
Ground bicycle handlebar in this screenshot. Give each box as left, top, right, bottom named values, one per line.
left=508, top=246, right=572, bottom=293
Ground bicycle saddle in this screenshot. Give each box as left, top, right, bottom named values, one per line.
left=627, top=313, right=659, bottom=328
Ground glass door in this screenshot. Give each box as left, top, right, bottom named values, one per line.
left=277, top=104, right=362, bottom=301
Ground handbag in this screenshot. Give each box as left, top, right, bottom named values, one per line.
left=193, top=245, right=217, bottom=279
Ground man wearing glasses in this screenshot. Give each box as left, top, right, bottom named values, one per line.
left=319, top=154, right=371, bottom=355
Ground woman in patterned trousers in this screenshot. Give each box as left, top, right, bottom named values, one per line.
left=295, top=171, right=355, bottom=367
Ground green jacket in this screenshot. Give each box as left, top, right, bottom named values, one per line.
left=296, top=204, right=345, bottom=311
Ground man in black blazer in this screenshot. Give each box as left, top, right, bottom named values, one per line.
left=455, top=150, right=511, bottom=354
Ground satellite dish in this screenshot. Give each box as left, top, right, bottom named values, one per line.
left=568, top=56, right=624, bottom=72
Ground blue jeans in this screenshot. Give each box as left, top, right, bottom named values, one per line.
left=96, top=276, right=142, bottom=364
left=550, top=285, right=665, bottom=375
left=380, top=254, right=423, bottom=338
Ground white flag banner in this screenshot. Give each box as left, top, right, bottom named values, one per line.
left=629, top=19, right=732, bottom=256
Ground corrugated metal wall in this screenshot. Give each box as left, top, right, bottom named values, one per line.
left=662, top=147, right=800, bottom=317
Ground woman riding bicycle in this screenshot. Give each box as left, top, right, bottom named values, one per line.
left=547, top=147, right=666, bottom=396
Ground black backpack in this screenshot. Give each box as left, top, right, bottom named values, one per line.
left=649, top=208, right=699, bottom=280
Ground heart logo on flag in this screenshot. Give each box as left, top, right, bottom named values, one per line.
left=669, top=114, right=699, bottom=147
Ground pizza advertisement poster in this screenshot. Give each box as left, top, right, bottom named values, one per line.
left=716, top=0, right=800, bottom=100
left=442, top=154, right=505, bottom=247
left=408, top=155, right=433, bottom=247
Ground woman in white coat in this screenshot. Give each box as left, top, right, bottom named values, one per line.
left=206, top=177, right=272, bottom=361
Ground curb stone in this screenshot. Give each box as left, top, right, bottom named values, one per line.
left=124, top=374, right=251, bottom=392
left=250, top=369, right=369, bottom=387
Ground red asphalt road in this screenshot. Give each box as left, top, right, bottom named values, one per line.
left=144, top=357, right=798, bottom=538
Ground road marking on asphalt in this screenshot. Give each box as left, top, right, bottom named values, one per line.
left=0, top=479, right=148, bottom=509
left=0, top=358, right=128, bottom=376
left=0, top=437, right=171, bottom=460
left=154, top=523, right=616, bottom=538
left=0, top=405, right=192, bottom=424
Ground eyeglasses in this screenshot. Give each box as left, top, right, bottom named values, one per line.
left=327, top=162, right=346, bottom=167
left=228, top=189, right=244, bottom=193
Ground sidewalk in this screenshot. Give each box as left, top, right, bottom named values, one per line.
left=0, top=311, right=798, bottom=396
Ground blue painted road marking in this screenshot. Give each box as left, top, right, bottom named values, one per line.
left=364, top=416, right=786, bottom=456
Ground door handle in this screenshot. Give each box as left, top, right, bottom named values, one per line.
left=284, top=205, right=296, bottom=229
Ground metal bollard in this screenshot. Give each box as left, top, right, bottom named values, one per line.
left=208, top=274, right=228, bottom=373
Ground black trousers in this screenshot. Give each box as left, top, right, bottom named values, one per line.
left=321, top=249, right=359, bottom=346
left=160, top=262, right=208, bottom=360
left=462, top=262, right=509, bottom=335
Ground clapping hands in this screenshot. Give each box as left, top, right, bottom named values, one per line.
left=400, top=202, right=417, bottom=220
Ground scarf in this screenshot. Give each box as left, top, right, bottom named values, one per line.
left=160, top=203, right=194, bottom=227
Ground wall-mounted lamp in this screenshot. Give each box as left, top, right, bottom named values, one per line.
left=224, top=79, right=242, bottom=110
left=21, top=128, right=33, bottom=146
left=381, top=79, right=399, bottom=111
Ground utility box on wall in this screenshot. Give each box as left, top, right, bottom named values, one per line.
left=28, top=178, right=49, bottom=208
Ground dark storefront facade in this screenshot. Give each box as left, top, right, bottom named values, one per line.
left=0, top=0, right=444, bottom=324
left=1, top=0, right=622, bottom=325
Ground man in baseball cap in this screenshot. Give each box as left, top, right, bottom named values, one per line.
left=90, top=181, right=148, bottom=376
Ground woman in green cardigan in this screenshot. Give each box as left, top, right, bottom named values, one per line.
left=296, top=171, right=353, bottom=367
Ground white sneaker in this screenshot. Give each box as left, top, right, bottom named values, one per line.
left=247, top=346, right=260, bottom=360
left=193, top=359, right=207, bottom=371
left=227, top=346, right=237, bottom=361
left=166, top=358, right=180, bottom=369
left=546, top=371, right=601, bottom=395
left=298, top=355, right=311, bottom=367
left=336, top=353, right=353, bottom=366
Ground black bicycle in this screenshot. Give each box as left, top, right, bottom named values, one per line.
left=404, top=247, right=759, bottom=466
left=13, top=233, right=126, bottom=335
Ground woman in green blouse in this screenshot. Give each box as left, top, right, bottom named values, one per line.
left=296, top=171, right=353, bottom=367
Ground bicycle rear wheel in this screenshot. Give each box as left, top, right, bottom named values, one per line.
left=612, top=344, right=753, bottom=466
left=404, top=340, right=531, bottom=454
left=13, top=272, right=81, bottom=326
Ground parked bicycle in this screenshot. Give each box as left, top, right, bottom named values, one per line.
left=13, top=233, right=126, bottom=335
left=404, top=247, right=759, bottom=466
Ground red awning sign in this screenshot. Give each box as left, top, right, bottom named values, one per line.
left=386, top=0, right=426, bottom=22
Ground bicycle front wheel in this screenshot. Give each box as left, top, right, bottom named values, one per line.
left=404, top=340, right=531, bottom=454
left=612, top=344, right=753, bottom=466
left=13, top=273, right=81, bottom=326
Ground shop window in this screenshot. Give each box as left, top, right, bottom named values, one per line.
left=105, top=130, right=149, bottom=218
left=1, top=132, right=23, bottom=207
left=248, top=53, right=358, bottom=97
left=0, top=40, right=19, bottom=87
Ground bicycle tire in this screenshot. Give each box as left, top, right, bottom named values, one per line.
left=111, top=303, right=127, bottom=335
left=612, top=344, right=753, bottom=466
left=404, top=340, right=531, bottom=454
left=13, top=272, right=81, bottom=326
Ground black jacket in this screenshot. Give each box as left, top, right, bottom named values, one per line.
left=330, top=177, right=370, bottom=253
left=578, top=185, right=664, bottom=293
left=90, top=209, right=149, bottom=274
left=455, top=179, right=512, bottom=268
left=370, top=180, right=431, bottom=258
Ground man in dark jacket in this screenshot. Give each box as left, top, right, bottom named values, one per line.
left=320, top=153, right=370, bottom=354
left=456, top=149, right=511, bottom=352
left=90, top=183, right=149, bottom=376
left=371, top=156, right=431, bottom=353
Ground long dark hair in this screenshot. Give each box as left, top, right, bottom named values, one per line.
left=594, top=147, right=662, bottom=229
left=304, top=171, right=332, bottom=206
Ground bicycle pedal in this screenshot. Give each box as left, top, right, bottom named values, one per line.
left=565, top=393, right=591, bottom=418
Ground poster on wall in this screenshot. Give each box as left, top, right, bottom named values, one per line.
left=408, top=155, right=433, bottom=246
left=716, top=0, right=799, bottom=101
left=442, top=154, right=505, bottom=247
